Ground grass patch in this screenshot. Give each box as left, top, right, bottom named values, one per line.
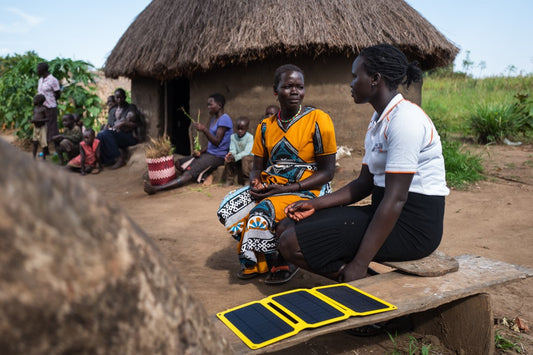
left=422, top=75, right=533, bottom=134
left=422, top=73, right=532, bottom=188
left=442, top=140, right=484, bottom=189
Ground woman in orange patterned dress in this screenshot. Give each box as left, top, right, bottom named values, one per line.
left=217, top=64, right=337, bottom=284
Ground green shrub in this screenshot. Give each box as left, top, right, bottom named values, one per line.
left=468, top=102, right=525, bottom=144
left=512, top=93, right=533, bottom=131
left=442, top=139, right=484, bottom=189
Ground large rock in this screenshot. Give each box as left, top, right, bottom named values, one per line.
left=0, top=138, right=230, bottom=354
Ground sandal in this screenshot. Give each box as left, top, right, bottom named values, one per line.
left=264, top=264, right=299, bottom=285
left=237, top=267, right=260, bottom=280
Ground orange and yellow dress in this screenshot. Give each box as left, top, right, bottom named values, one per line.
left=217, top=107, right=336, bottom=274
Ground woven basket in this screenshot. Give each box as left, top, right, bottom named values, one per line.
left=146, top=155, right=176, bottom=185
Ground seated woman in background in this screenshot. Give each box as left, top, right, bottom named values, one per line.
left=217, top=64, right=337, bottom=285
left=279, top=44, right=449, bottom=283
left=97, top=88, right=142, bottom=169
left=144, top=93, right=233, bottom=194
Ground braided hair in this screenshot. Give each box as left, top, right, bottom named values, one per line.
left=273, top=64, right=304, bottom=92
left=359, top=44, right=422, bottom=90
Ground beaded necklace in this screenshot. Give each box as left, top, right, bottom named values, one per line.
left=277, top=105, right=302, bottom=124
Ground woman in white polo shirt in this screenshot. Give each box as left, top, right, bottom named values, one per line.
left=278, top=44, right=449, bottom=283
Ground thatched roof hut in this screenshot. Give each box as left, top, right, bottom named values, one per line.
left=105, top=0, right=458, bottom=154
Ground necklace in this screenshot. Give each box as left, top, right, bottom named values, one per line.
left=277, top=105, right=302, bottom=124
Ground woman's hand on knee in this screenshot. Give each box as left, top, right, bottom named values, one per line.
left=285, top=200, right=315, bottom=221
left=250, top=183, right=283, bottom=200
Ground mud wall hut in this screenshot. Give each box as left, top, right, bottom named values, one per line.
left=104, top=0, right=458, bottom=155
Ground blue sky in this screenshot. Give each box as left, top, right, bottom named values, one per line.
left=1, top=0, right=532, bottom=77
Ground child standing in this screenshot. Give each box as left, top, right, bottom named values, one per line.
left=224, top=116, right=254, bottom=186
left=67, top=128, right=102, bottom=175
left=52, top=114, right=83, bottom=165
left=31, top=94, right=49, bottom=160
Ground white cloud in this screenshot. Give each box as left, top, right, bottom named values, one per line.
left=0, top=7, right=44, bottom=34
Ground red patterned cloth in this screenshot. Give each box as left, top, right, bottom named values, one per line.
left=68, top=139, right=100, bottom=168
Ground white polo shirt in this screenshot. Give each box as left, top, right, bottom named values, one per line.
left=362, top=94, right=449, bottom=196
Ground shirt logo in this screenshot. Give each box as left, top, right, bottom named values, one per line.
left=372, top=142, right=384, bottom=152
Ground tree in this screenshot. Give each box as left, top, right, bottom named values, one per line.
left=477, top=60, right=486, bottom=77
left=505, top=65, right=517, bottom=76
left=0, top=51, right=102, bottom=139
left=462, top=50, right=474, bottom=76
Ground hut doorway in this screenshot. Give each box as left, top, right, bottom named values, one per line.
left=166, top=77, right=191, bottom=155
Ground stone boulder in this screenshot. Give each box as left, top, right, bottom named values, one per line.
left=0, top=138, right=230, bottom=354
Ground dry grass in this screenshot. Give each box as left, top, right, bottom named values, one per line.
left=144, top=135, right=174, bottom=159
left=105, top=0, right=458, bottom=79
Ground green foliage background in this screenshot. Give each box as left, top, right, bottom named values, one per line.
left=0, top=51, right=102, bottom=139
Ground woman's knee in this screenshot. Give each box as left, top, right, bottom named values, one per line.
left=276, top=218, right=293, bottom=237
left=278, top=226, right=297, bottom=259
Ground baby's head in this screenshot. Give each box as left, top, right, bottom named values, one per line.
left=83, top=128, right=95, bottom=145
left=126, top=110, right=137, bottom=122
left=235, top=116, right=250, bottom=138
left=33, top=94, right=45, bottom=106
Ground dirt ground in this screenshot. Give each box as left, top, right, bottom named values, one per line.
left=5, top=130, right=531, bottom=353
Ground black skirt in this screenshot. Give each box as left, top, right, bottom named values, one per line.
left=294, top=187, right=445, bottom=274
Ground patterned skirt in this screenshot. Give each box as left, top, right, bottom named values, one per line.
left=217, top=184, right=328, bottom=268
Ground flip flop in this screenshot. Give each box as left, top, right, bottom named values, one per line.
left=236, top=268, right=260, bottom=280
left=264, top=264, right=299, bottom=285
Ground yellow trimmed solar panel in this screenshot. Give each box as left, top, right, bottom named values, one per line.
left=217, top=283, right=397, bottom=349
left=313, top=284, right=397, bottom=316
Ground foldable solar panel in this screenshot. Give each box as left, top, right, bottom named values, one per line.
left=313, top=284, right=396, bottom=316
left=217, top=283, right=397, bottom=349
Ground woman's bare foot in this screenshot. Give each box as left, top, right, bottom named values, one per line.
left=110, top=158, right=125, bottom=169
left=202, top=174, right=214, bottom=186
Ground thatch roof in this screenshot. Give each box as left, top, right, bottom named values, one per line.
left=104, top=0, right=458, bottom=79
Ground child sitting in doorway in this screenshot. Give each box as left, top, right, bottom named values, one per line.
left=224, top=116, right=253, bottom=186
